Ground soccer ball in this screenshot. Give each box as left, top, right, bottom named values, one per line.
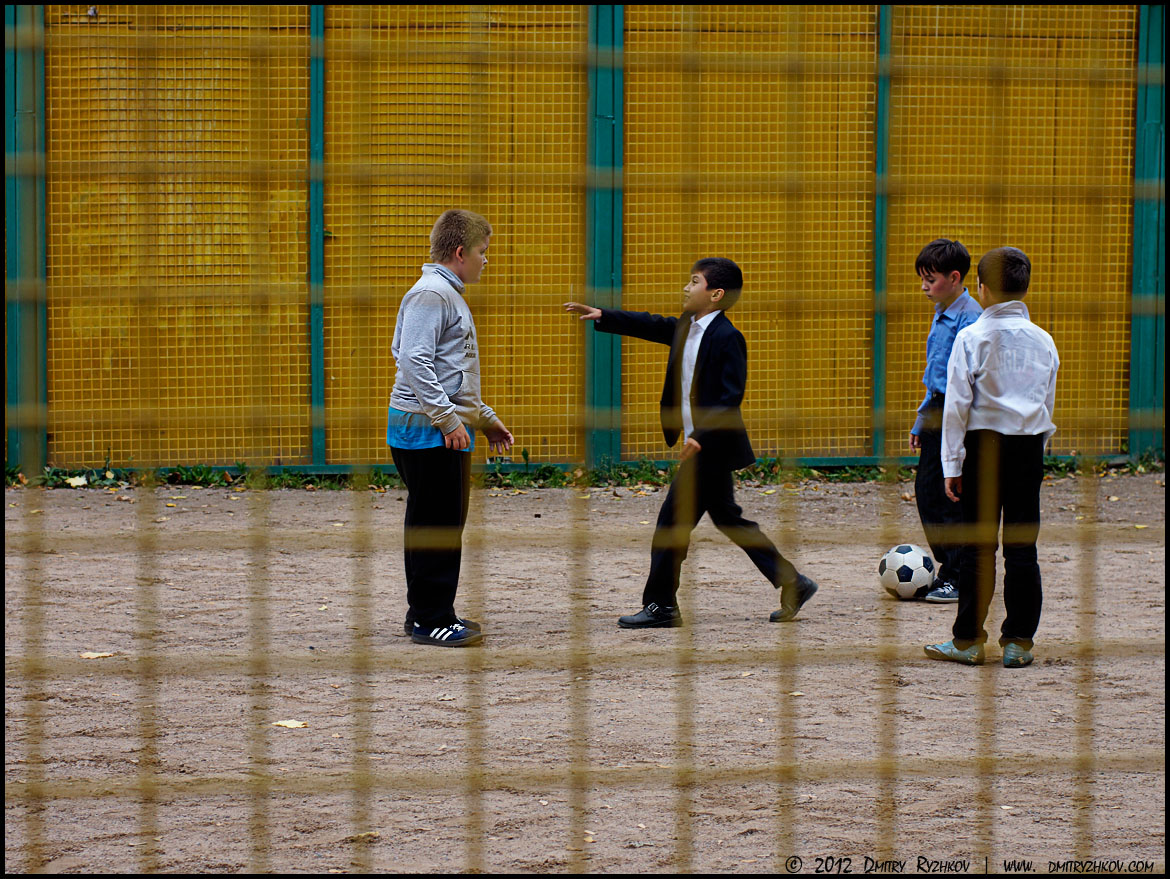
left=878, top=544, right=935, bottom=599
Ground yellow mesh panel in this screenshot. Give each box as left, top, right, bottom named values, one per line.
left=323, top=6, right=586, bottom=467
left=886, top=5, right=1136, bottom=458
left=624, top=6, right=877, bottom=461
left=44, top=5, right=311, bottom=468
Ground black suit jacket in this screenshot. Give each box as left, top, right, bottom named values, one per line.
left=595, top=308, right=756, bottom=472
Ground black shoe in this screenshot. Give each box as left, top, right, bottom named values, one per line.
left=618, top=603, right=682, bottom=629
left=410, top=621, right=483, bottom=647
left=405, top=616, right=481, bottom=636
left=770, top=574, right=818, bottom=622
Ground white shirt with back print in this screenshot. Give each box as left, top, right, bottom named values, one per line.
left=940, top=300, right=1060, bottom=478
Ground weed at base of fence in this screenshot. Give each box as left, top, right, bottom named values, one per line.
left=6, top=452, right=1162, bottom=491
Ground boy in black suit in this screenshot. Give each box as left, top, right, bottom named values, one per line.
left=564, top=258, right=818, bottom=628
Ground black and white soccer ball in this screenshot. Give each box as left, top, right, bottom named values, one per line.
left=878, top=544, right=935, bottom=599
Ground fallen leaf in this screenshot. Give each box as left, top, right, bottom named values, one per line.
left=332, top=522, right=344, bottom=527
left=166, top=503, right=176, bottom=508
left=788, top=691, right=805, bottom=697
left=1135, top=524, right=1148, bottom=530
left=65, top=475, right=88, bottom=488
left=318, top=605, right=328, bottom=611
left=740, top=671, right=754, bottom=677
left=80, top=651, right=115, bottom=659
left=1108, top=496, right=1120, bottom=502
left=577, top=495, right=590, bottom=499
left=539, top=800, right=549, bottom=806
left=344, top=831, right=380, bottom=844
left=639, top=520, right=650, bottom=525
left=105, top=470, right=115, bottom=479
left=437, top=694, right=456, bottom=702
left=1001, top=805, right=1014, bottom=811
left=762, top=489, right=776, bottom=495
left=271, top=719, right=307, bottom=729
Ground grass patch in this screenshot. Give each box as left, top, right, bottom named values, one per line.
left=6, top=451, right=1162, bottom=490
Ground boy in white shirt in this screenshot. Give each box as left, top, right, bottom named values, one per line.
left=925, top=247, right=1060, bottom=668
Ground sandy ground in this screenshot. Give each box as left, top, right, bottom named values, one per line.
left=5, top=471, right=1165, bottom=874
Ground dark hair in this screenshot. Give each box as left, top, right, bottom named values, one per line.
left=692, top=257, right=743, bottom=309
left=977, top=247, right=1031, bottom=297
left=915, top=239, right=971, bottom=281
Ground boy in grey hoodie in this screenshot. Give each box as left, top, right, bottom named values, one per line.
left=388, top=209, right=513, bottom=647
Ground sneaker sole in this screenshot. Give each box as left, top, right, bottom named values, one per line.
left=411, top=630, right=483, bottom=647
left=923, top=596, right=959, bottom=603
left=617, top=618, right=682, bottom=629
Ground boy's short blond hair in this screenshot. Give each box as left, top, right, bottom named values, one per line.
left=430, top=209, right=492, bottom=263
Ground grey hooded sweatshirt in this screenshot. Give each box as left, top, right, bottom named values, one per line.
left=389, top=264, right=497, bottom=436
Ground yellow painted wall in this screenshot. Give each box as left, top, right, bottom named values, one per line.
left=41, top=6, right=1136, bottom=468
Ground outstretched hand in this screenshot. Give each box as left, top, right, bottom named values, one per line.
left=483, top=420, right=515, bottom=455
left=564, top=302, right=601, bottom=321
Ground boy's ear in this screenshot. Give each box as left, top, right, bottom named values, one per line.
left=711, top=288, right=725, bottom=303
left=453, top=244, right=465, bottom=263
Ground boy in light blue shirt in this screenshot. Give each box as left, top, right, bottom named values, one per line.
left=909, top=239, right=982, bottom=602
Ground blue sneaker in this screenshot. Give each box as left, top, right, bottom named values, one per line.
left=411, top=621, right=483, bottom=647
left=924, top=582, right=959, bottom=603
left=924, top=640, right=985, bottom=665
left=1002, top=643, right=1034, bottom=668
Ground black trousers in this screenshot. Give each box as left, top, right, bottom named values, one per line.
left=390, top=445, right=472, bottom=628
left=952, top=430, right=1045, bottom=650
left=915, top=397, right=963, bottom=586
left=643, top=454, right=798, bottom=608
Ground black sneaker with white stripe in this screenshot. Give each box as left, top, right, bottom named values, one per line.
left=404, top=616, right=480, bottom=637
left=410, top=621, right=483, bottom=647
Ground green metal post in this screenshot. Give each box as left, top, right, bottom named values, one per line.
left=5, top=5, right=48, bottom=475
left=873, top=6, right=892, bottom=459
left=309, top=6, right=326, bottom=465
left=586, top=5, right=623, bottom=468
left=1131, top=5, right=1165, bottom=459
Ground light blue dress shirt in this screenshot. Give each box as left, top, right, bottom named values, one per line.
left=912, top=289, right=983, bottom=435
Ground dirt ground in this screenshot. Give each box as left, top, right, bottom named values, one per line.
left=5, top=471, right=1165, bottom=874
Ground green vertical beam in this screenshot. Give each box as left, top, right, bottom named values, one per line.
left=309, top=6, right=326, bottom=465
left=6, top=5, right=48, bottom=474
left=873, top=5, right=892, bottom=458
left=586, top=5, right=623, bottom=468
left=1131, top=5, right=1164, bottom=459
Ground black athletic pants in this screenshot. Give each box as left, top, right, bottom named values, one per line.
left=642, top=453, right=798, bottom=608
left=915, top=395, right=963, bottom=586
left=390, top=444, right=472, bottom=629
left=952, top=430, right=1045, bottom=650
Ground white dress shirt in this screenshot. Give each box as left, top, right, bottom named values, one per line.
left=941, top=300, right=1060, bottom=478
left=681, top=311, right=720, bottom=442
